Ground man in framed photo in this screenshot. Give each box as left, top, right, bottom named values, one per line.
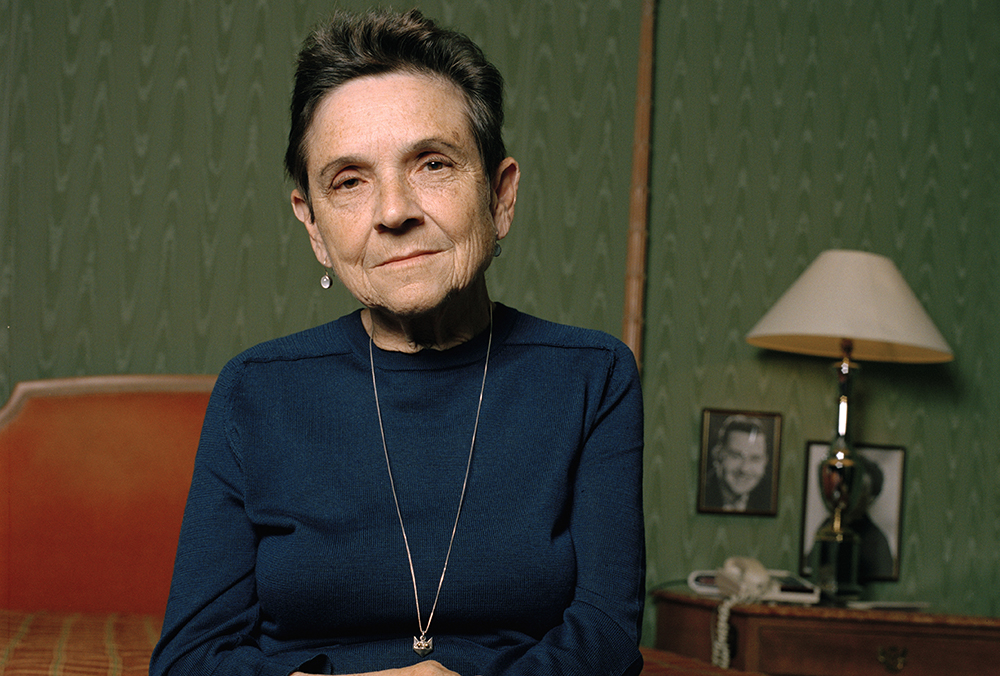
left=704, top=415, right=772, bottom=512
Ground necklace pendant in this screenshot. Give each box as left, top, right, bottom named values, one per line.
left=413, top=635, right=434, bottom=657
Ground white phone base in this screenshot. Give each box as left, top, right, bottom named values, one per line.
left=687, top=569, right=821, bottom=604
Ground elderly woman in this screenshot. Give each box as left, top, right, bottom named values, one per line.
left=150, top=9, right=644, bottom=676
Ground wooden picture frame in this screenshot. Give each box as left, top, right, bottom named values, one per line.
left=800, top=441, right=906, bottom=581
left=697, top=409, right=781, bottom=516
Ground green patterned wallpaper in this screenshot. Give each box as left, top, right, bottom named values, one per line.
left=2, top=0, right=997, bottom=642
left=1, top=0, right=639, bottom=382
left=642, top=0, right=999, bottom=626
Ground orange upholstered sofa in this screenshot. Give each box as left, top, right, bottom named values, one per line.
left=0, top=375, right=760, bottom=676
left=0, top=375, right=214, bottom=674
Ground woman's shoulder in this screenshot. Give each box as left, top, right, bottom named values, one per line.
left=501, top=304, right=632, bottom=355
left=499, top=305, right=639, bottom=385
left=217, top=311, right=363, bottom=379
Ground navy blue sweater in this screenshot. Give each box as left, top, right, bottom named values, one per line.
left=151, top=304, right=645, bottom=675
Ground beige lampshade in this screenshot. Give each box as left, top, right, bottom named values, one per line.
left=746, top=250, right=953, bottom=364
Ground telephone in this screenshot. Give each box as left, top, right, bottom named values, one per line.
left=687, top=557, right=819, bottom=604
left=688, top=557, right=820, bottom=669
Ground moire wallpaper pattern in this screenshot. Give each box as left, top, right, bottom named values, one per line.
left=2, top=0, right=997, bottom=638
left=641, top=0, right=998, bottom=624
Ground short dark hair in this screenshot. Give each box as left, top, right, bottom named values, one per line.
left=284, top=8, right=507, bottom=206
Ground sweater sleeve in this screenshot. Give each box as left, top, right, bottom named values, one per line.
left=149, top=368, right=312, bottom=676
left=494, top=342, right=646, bottom=676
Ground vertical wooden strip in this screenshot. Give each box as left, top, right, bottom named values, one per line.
left=622, top=0, right=657, bottom=372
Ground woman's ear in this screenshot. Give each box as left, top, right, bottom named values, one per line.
left=292, top=189, right=331, bottom=266
left=491, top=157, right=520, bottom=240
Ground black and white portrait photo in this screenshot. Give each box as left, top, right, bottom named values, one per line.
left=698, top=409, right=781, bottom=516
left=800, top=442, right=905, bottom=581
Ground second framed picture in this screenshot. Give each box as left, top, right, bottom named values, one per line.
left=697, top=408, right=782, bottom=516
left=800, top=441, right=906, bottom=582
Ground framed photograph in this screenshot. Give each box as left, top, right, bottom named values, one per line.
left=697, top=409, right=781, bottom=516
left=799, top=441, right=905, bottom=581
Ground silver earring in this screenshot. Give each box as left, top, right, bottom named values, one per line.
left=320, top=270, right=333, bottom=289
left=493, top=241, right=502, bottom=258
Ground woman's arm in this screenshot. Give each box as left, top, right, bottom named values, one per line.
left=150, top=370, right=316, bottom=676
left=493, top=342, right=646, bottom=676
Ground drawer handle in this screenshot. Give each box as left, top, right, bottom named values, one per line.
left=877, top=646, right=908, bottom=673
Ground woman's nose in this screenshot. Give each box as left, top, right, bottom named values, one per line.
left=374, top=174, right=422, bottom=230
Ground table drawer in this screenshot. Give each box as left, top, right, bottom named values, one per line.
left=756, top=624, right=1000, bottom=676
left=654, top=591, right=1000, bottom=676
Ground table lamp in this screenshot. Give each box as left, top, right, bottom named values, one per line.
left=746, top=250, right=952, bottom=598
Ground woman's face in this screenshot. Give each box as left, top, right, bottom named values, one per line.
left=292, top=71, right=518, bottom=319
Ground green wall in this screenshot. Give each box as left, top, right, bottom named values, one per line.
left=642, top=0, right=999, bottom=628
left=2, top=0, right=997, bottom=640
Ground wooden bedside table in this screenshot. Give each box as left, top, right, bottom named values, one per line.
left=653, top=589, right=1000, bottom=675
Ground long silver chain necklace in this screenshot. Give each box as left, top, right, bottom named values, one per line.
left=369, top=310, right=493, bottom=658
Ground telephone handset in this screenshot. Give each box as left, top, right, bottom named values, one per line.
left=715, top=556, right=777, bottom=599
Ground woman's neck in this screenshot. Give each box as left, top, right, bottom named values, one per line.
left=363, top=284, right=493, bottom=353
